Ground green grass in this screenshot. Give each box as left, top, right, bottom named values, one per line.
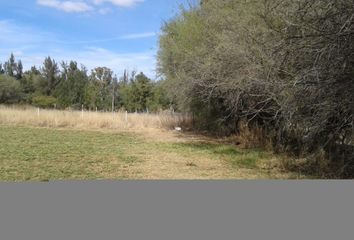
left=154, top=142, right=271, bottom=169
left=0, top=125, right=287, bottom=181
left=0, top=125, right=141, bottom=181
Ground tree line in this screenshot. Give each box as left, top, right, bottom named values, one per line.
left=158, top=0, right=354, bottom=177
left=0, top=54, right=170, bottom=112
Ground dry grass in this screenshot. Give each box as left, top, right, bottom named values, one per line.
left=0, top=105, right=191, bottom=131
left=0, top=125, right=304, bottom=180
left=218, top=122, right=272, bottom=150
left=0, top=105, right=315, bottom=180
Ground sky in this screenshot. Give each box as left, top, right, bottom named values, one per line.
left=0, top=0, right=190, bottom=78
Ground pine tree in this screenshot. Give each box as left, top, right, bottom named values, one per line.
left=16, top=60, right=23, bottom=79
left=131, top=72, right=153, bottom=112
left=30, top=66, right=41, bottom=75
left=5, top=53, right=16, bottom=77
left=42, top=57, right=59, bottom=95
left=0, top=63, right=4, bottom=74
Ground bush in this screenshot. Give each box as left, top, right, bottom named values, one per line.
left=158, top=1, right=278, bottom=134
left=0, top=75, right=22, bottom=103
left=158, top=0, right=354, bottom=177
left=32, top=95, right=57, bottom=109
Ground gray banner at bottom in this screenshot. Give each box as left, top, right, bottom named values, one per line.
left=0, top=181, right=353, bottom=240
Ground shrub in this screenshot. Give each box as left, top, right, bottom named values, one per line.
left=0, top=75, right=22, bottom=103
left=158, top=0, right=354, bottom=177
left=32, top=95, right=57, bottom=109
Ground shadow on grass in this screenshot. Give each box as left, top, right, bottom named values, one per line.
left=161, top=142, right=271, bottom=170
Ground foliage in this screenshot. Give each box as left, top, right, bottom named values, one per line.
left=54, top=61, right=88, bottom=109
left=0, top=75, right=22, bottom=103
left=158, top=0, right=354, bottom=176
left=125, top=72, right=153, bottom=112
left=119, top=72, right=169, bottom=112
left=41, top=57, right=60, bottom=96
left=32, top=95, right=57, bottom=108
left=86, top=67, right=116, bottom=111
left=262, top=0, right=354, bottom=155
left=0, top=54, right=170, bottom=113
left=158, top=1, right=272, bottom=132
left=148, top=81, right=171, bottom=112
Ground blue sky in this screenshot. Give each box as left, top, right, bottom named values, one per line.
left=0, top=0, right=191, bottom=78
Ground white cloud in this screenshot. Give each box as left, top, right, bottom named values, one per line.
left=0, top=20, right=156, bottom=77
left=0, top=20, right=52, bottom=45
left=41, top=32, right=156, bottom=44
left=98, top=8, right=112, bottom=15
left=72, top=47, right=156, bottom=76
left=120, top=32, right=156, bottom=40
left=36, top=0, right=143, bottom=14
left=0, top=20, right=155, bottom=45
left=37, top=0, right=93, bottom=12
left=93, top=0, right=144, bottom=7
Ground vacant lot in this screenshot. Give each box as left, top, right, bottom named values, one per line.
left=0, top=124, right=307, bottom=181
left=0, top=107, right=312, bottom=180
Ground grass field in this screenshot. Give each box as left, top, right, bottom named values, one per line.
left=0, top=106, right=312, bottom=180
left=0, top=124, right=306, bottom=181
left=0, top=105, right=190, bottom=131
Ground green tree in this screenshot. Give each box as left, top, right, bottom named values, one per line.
left=0, top=63, right=4, bottom=74
left=84, top=79, right=101, bottom=110
left=19, top=70, right=38, bottom=103
left=4, top=53, right=16, bottom=77
left=54, top=61, right=88, bottom=109
left=41, top=57, right=59, bottom=96
left=119, top=72, right=153, bottom=112
left=0, top=75, right=22, bottom=103
left=32, top=95, right=57, bottom=108
left=16, top=60, right=23, bottom=79
left=119, top=82, right=135, bottom=111
left=132, top=72, right=153, bottom=112
left=147, top=81, right=170, bottom=112
left=89, top=67, right=114, bottom=110
left=158, top=0, right=354, bottom=176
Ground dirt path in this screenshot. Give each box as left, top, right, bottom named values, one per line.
left=117, top=129, right=293, bottom=180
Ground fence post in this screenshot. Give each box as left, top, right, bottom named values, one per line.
left=37, top=108, right=40, bottom=117
left=125, top=111, right=128, bottom=127
left=81, top=105, right=84, bottom=119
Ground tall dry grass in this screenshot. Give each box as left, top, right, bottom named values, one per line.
left=0, top=105, right=191, bottom=131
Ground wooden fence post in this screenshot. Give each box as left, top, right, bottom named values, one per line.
left=125, top=111, right=128, bottom=127
left=81, top=105, right=84, bottom=119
